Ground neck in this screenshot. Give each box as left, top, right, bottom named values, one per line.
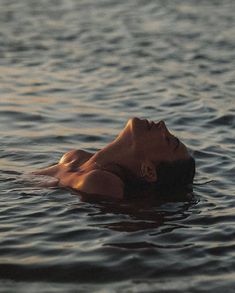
left=81, top=140, right=140, bottom=176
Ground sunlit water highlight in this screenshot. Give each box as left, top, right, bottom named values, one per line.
left=0, top=0, right=235, bottom=292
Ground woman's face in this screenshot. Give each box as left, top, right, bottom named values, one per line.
left=117, top=117, right=190, bottom=163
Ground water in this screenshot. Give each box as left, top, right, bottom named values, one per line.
left=0, top=0, right=235, bottom=292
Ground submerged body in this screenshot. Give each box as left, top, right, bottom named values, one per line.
left=33, top=118, right=195, bottom=199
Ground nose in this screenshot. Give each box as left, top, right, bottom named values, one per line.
left=159, top=120, right=170, bottom=135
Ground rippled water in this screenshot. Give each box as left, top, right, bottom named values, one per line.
left=0, top=0, right=235, bottom=292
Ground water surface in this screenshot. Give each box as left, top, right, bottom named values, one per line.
left=0, top=0, right=235, bottom=292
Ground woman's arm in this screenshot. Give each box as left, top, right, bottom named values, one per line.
left=32, top=164, right=59, bottom=176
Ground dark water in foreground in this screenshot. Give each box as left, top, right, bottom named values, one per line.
left=0, top=0, right=235, bottom=292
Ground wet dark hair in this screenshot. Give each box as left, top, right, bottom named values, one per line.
left=95, top=155, right=195, bottom=199
left=105, top=156, right=195, bottom=198
left=155, top=156, right=195, bottom=188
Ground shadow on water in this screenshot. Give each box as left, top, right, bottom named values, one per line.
left=0, top=170, right=200, bottom=284
left=3, top=170, right=199, bottom=235
left=70, top=187, right=198, bottom=234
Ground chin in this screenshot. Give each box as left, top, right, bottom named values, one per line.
left=115, top=118, right=144, bottom=145
left=114, top=119, right=134, bottom=144
left=129, top=117, right=141, bottom=128
left=124, top=118, right=137, bottom=136
left=130, top=117, right=147, bottom=134
left=122, top=117, right=137, bottom=132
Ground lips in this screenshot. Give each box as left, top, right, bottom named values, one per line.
left=145, top=120, right=150, bottom=130
left=156, top=121, right=162, bottom=128
left=145, top=120, right=154, bottom=130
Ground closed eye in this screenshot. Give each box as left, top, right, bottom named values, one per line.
left=165, top=136, right=180, bottom=151
left=174, top=137, right=180, bottom=150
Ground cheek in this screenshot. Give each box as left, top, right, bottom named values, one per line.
left=135, top=132, right=168, bottom=157
left=145, top=142, right=167, bottom=158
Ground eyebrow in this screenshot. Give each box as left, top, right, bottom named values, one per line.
left=174, top=137, right=180, bottom=151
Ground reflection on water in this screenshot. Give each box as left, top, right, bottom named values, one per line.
left=81, top=195, right=195, bottom=233
left=0, top=0, right=235, bottom=292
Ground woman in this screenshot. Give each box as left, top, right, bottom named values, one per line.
left=33, top=118, right=195, bottom=199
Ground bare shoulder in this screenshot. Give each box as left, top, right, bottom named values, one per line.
left=59, top=149, right=93, bottom=165
left=33, top=149, right=93, bottom=177
left=78, top=169, right=124, bottom=199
